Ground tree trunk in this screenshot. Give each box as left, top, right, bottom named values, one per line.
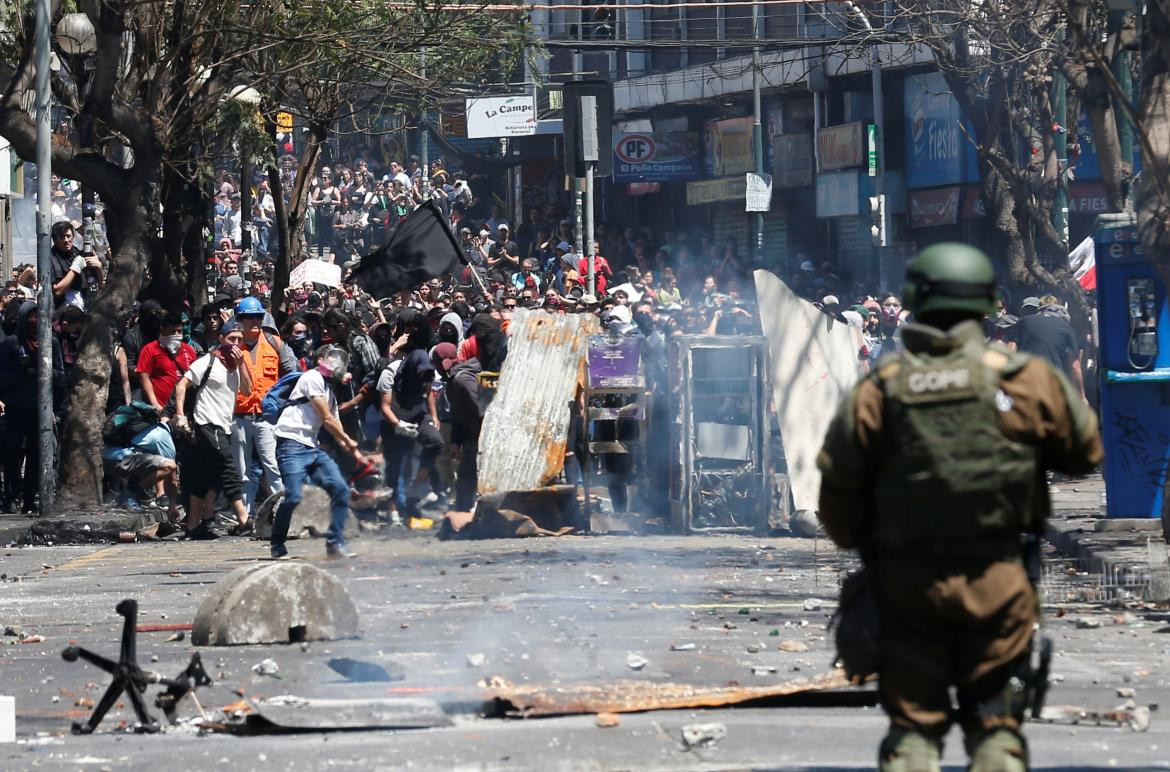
left=56, top=197, right=154, bottom=506
left=1085, top=70, right=1128, bottom=212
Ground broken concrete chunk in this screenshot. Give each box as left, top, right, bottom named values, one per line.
left=1075, top=617, right=1103, bottom=629
left=252, top=658, right=280, bottom=677
left=626, top=653, right=648, bottom=671
left=466, top=653, right=486, bottom=669
left=595, top=712, right=621, bottom=728
left=682, top=722, right=727, bottom=747
left=192, top=563, right=360, bottom=646
left=778, top=640, right=810, bottom=653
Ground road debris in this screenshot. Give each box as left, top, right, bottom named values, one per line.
left=803, top=598, right=827, bottom=611
left=778, top=640, right=810, bottom=653
left=626, top=653, right=648, bottom=671
left=490, top=670, right=853, bottom=716
left=671, top=643, right=696, bottom=651
left=466, top=653, right=487, bottom=668
left=251, top=658, right=280, bottom=677
left=595, top=712, right=621, bottom=728
left=165, top=631, right=186, bottom=643
left=751, top=665, right=778, bottom=676
left=1075, top=617, right=1103, bottom=629
left=1035, top=703, right=1155, bottom=732
left=681, top=722, right=727, bottom=748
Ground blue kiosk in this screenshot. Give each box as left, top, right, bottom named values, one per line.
left=1094, top=213, right=1170, bottom=518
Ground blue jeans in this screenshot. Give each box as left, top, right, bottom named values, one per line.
left=271, top=438, right=350, bottom=548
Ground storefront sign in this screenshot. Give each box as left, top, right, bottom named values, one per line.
left=908, top=186, right=961, bottom=228
left=687, top=175, right=747, bottom=206
left=704, top=117, right=755, bottom=177
left=904, top=72, right=978, bottom=189
left=815, top=170, right=862, bottom=218
left=961, top=187, right=986, bottom=218
left=816, top=122, right=865, bottom=171
left=613, top=131, right=703, bottom=183
left=1068, top=181, right=1110, bottom=214
left=465, top=95, right=536, bottom=138
left=772, top=133, right=813, bottom=188
left=626, top=182, right=662, bottom=196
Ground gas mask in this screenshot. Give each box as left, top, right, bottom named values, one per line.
left=315, top=345, right=350, bottom=384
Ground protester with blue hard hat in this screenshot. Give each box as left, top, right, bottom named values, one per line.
left=229, top=296, right=300, bottom=521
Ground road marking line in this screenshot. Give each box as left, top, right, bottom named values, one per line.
left=55, top=546, right=121, bottom=570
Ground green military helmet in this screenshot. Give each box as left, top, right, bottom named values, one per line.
left=902, top=242, right=997, bottom=318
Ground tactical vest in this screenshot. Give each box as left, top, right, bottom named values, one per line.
left=871, top=342, right=1040, bottom=557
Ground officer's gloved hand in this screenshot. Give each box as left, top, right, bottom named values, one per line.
left=395, top=421, right=419, bottom=439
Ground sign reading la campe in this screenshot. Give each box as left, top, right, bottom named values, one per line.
left=465, top=95, right=536, bottom=138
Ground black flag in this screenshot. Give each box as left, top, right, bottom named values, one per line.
left=351, top=199, right=466, bottom=298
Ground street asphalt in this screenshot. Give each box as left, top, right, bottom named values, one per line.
left=1, top=529, right=1168, bottom=770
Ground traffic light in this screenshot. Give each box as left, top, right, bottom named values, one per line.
left=869, top=193, right=886, bottom=247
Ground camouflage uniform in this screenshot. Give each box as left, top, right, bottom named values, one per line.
left=817, top=249, right=1102, bottom=771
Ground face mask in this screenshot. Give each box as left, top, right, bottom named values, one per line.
left=634, top=313, right=654, bottom=333
left=160, top=333, right=182, bottom=355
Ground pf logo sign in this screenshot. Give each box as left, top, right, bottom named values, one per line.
left=616, top=134, right=656, bottom=163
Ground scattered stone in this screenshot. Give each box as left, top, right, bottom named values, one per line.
left=723, top=621, right=737, bottom=630
left=751, top=665, right=778, bottom=675
left=1117, top=687, right=1136, bottom=699
left=466, top=653, right=486, bottom=668
left=164, top=631, right=185, bottom=643
left=595, top=712, right=621, bottom=728
left=671, top=643, right=696, bottom=651
left=803, top=598, right=826, bottom=612
left=682, top=722, right=727, bottom=748
left=626, top=653, right=648, bottom=671
left=1076, top=617, right=1103, bottom=629
left=3, top=626, right=21, bottom=637
left=746, top=644, right=762, bottom=654
left=251, top=658, right=280, bottom=677
left=778, top=640, right=810, bottom=653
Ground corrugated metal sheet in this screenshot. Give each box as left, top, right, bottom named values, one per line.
left=477, top=310, right=600, bottom=494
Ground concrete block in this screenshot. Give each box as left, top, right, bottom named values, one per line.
left=254, top=486, right=358, bottom=541
left=191, top=563, right=360, bottom=646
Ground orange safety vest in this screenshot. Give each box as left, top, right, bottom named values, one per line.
left=235, top=333, right=283, bottom=414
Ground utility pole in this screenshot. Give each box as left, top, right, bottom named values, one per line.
left=582, top=95, right=599, bottom=297
left=35, top=0, right=56, bottom=513
left=751, top=1, right=764, bottom=260
left=573, top=8, right=585, bottom=292
left=420, top=48, right=429, bottom=202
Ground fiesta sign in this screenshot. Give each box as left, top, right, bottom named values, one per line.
left=465, top=95, right=536, bottom=138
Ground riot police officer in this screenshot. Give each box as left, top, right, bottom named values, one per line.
left=817, top=243, right=1102, bottom=771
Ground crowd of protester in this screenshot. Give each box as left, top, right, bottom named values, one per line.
left=2, top=150, right=1095, bottom=557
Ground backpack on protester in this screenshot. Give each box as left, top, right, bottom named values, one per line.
left=260, top=371, right=310, bottom=424
left=102, top=401, right=162, bottom=448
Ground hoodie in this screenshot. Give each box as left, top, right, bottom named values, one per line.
left=438, top=311, right=464, bottom=347
left=0, top=301, right=65, bottom=410
left=447, top=357, right=484, bottom=446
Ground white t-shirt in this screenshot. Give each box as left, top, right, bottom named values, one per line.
left=275, top=369, right=337, bottom=448
left=375, top=360, right=404, bottom=394
left=184, top=354, right=241, bottom=432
